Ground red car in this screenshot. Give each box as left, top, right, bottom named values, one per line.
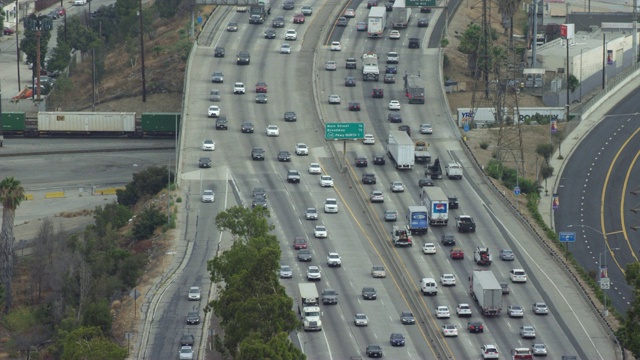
left=56, top=7, right=67, bottom=16
left=348, top=102, right=361, bottom=111
left=3, top=27, right=14, bottom=35
left=293, top=13, right=305, bottom=23
left=255, top=81, right=268, bottom=93
left=293, top=236, right=307, bottom=250
left=450, top=247, right=464, bottom=259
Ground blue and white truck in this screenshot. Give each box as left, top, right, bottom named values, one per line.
left=407, top=205, right=429, bottom=234
left=421, top=186, right=449, bottom=226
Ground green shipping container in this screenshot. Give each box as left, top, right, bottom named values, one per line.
left=140, top=113, right=181, bottom=134
left=0, top=112, right=26, bottom=133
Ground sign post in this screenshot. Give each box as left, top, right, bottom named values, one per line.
left=325, top=122, right=365, bottom=173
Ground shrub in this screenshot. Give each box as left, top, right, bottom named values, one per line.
left=485, top=159, right=504, bottom=180
left=94, top=203, right=133, bottom=236
left=82, top=300, right=112, bottom=333
left=132, top=206, right=165, bottom=240
left=116, top=185, right=138, bottom=207
left=479, top=141, right=489, bottom=150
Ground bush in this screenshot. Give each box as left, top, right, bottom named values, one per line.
left=485, top=159, right=504, bottom=180
left=131, top=166, right=173, bottom=197
left=132, top=206, right=166, bottom=240
left=117, top=254, right=146, bottom=288
left=82, top=300, right=112, bottom=334
left=94, top=203, right=133, bottom=236
left=479, top=141, right=489, bottom=150
left=116, top=185, right=138, bottom=207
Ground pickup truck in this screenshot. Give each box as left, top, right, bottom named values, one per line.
left=445, top=162, right=463, bottom=179
left=456, top=215, right=476, bottom=233
left=286, top=170, right=301, bottom=183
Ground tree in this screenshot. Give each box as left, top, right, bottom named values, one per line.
left=457, top=23, right=499, bottom=77
left=568, top=74, right=580, bottom=93
left=497, top=0, right=521, bottom=42
left=0, top=177, right=25, bottom=312
left=215, top=206, right=274, bottom=244
left=19, top=28, right=52, bottom=68
left=3, top=306, right=51, bottom=358
left=61, top=326, right=127, bottom=360
left=616, top=262, right=640, bottom=357
left=238, top=332, right=305, bottom=360
left=536, top=143, right=555, bottom=164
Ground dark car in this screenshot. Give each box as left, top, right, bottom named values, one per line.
left=366, top=344, right=383, bottom=357
left=253, top=187, right=266, bottom=198
left=388, top=113, right=402, bottom=123
left=385, top=65, right=397, bottom=74
left=180, top=334, right=195, bottom=346
left=278, top=150, right=292, bottom=162
left=252, top=195, right=267, bottom=208
left=345, top=76, right=356, bottom=87
left=186, top=311, right=200, bottom=324
left=283, top=0, right=294, bottom=9
left=362, top=287, right=377, bottom=300
left=385, top=2, right=394, bottom=11
left=384, top=73, right=396, bottom=83
left=401, top=311, right=416, bottom=325
left=409, top=38, right=421, bottom=49
left=272, top=16, right=285, bottom=27
left=337, top=16, right=348, bottom=26
left=390, top=333, right=405, bottom=346
left=349, top=102, right=361, bottom=111
left=419, top=178, right=435, bottom=187
left=251, top=147, right=265, bottom=160
left=264, top=29, right=276, bottom=39
left=398, top=125, right=411, bottom=136
left=362, top=173, right=376, bottom=184
left=3, top=27, right=15, bottom=35
left=367, top=0, right=378, bottom=8
left=241, top=122, right=254, bottom=133
left=448, top=196, right=459, bottom=209
left=420, top=6, right=432, bottom=12
left=293, top=13, right=305, bottom=23
left=372, top=88, right=384, bottom=98
left=500, top=283, right=510, bottom=294
left=293, top=236, right=307, bottom=250
left=48, top=10, right=59, bottom=19
left=373, top=154, right=385, bottom=165
left=417, top=18, right=430, bottom=27
left=346, top=57, right=357, bottom=69
left=214, top=46, right=225, bottom=57
left=284, top=111, right=297, bottom=122
left=215, top=117, right=228, bottom=130
left=227, top=22, right=238, bottom=32
left=441, top=234, right=456, bottom=246
left=468, top=321, right=484, bottom=333
left=198, top=157, right=212, bottom=168
left=255, top=94, right=268, bottom=103
left=355, top=157, right=368, bottom=167
left=236, top=51, right=250, bottom=65
left=297, top=249, right=312, bottom=261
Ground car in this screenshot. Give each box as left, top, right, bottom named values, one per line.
left=420, top=6, right=432, bottom=12
left=241, top=122, right=254, bottom=133
left=272, top=16, right=285, bottom=27
left=456, top=303, right=472, bottom=317
left=372, top=88, right=384, bottom=98
left=293, top=236, right=307, bottom=249
left=384, top=210, right=398, bottom=222
left=252, top=195, right=267, bottom=208
left=531, top=343, right=548, bottom=356
left=319, top=175, right=334, bottom=187
left=417, top=17, right=430, bottom=27
left=520, top=325, right=536, bottom=338
left=362, top=287, right=377, bottom=300
left=343, top=8, right=356, bottom=17
left=385, top=65, right=397, bottom=74
left=188, top=286, right=201, bottom=300
left=280, top=43, right=291, bottom=54
left=500, top=283, right=510, bottom=294
left=448, top=196, right=459, bottom=209
left=363, top=134, right=375, bottom=144
left=389, top=30, right=400, bottom=39
left=293, top=13, right=305, bottom=23
left=481, top=344, right=500, bottom=359
left=367, top=0, right=378, bottom=8
left=307, top=266, right=321, bottom=280
left=346, top=57, right=357, bottom=69
left=435, top=305, right=450, bottom=318
left=264, top=29, right=276, bottom=39
left=500, top=249, right=515, bottom=260
left=510, top=269, right=528, bottom=283
left=508, top=305, right=525, bottom=318
left=207, top=105, right=220, bottom=117
left=388, top=113, right=402, bottom=123
left=362, top=173, right=376, bottom=184
left=266, top=125, right=280, bottom=136
left=295, top=143, right=309, bottom=155
left=440, top=273, right=456, bottom=286
left=297, top=249, right=312, bottom=261
left=442, top=324, right=458, bottom=337
left=356, top=21, right=368, bottom=31
left=282, top=0, right=294, bottom=9
left=328, top=94, right=341, bottom=104
left=330, top=41, right=341, bottom=51
left=215, top=117, right=228, bottom=130
left=233, top=82, right=246, bottom=94
left=285, top=29, right=297, bottom=40
left=201, top=139, right=215, bottom=151
left=355, top=157, right=368, bottom=167
left=419, top=177, right=435, bottom=187
left=251, top=147, right=265, bottom=160
left=236, top=5, right=247, bottom=11
left=180, top=334, right=195, bottom=346
left=409, top=37, right=421, bottom=48
left=450, top=248, right=464, bottom=259
left=252, top=187, right=266, bottom=198
left=211, top=71, right=224, bottom=83
left=256, top=82, right=268, bottom=93
left=325, top=60, right=337, bottom=71
left=373, top=154, right=385, bottom=165
left=227, top=22, right=238, bottom=31
left=398, top=125, right=411, bottom=136
left=336, top=17, right=348, bottom=26
left=201, top=190, right=215, bottom=203
left=345, top=76, right=356, bottom=87
left=370, top=190, right=384, bottom=203
left=255, top=93, right=268, bottom=103
left=354, top=313, right=369, bottom=326
left=384, top=73, right=396, bottom=84
left=277, top=150, right=291, bottom=162
left=386, top=51, right=399, bottom=64
left=186, top=311, right=200, bottom=324
left=179, top=346, right=194, bottom=360
left=309, top=163, right=322, bottom=174
left=389, top=332, right=405, bottom=346
left=315, top=225, right=328, bottom=238
left=468, top=321, right=484, bottom=333
left=74, top=0, right=86, bottom=5
left=301, top=5, right=313, bottom=15
left=324, top=198, right=338, bottom=213
left=56, top=7, right=67, bottom=16
left=305, top=208, right=318, bottom=220
left=48, top=10, right=59, bottom=19
left=400, top=311, right=415, bottom=324
left=366, top=344, right=383, bottom=357
left=390, top=181, right=405, bottom=192
left=532, top=302, right=549, bottom=315
left=279, top=265, right=293, bottom=278
left=236, top=51, right=250, bottom=65
left=284, top=111, right=297, bottom=122
left=420, top=123, right=433, bottom=134
left=214, top=46, right=225, bottom=57
left=198, top=157, right=212, bottom=168
left=441, top=234, right=456, bottom=246
left=348, top=102, right=361, bottom=111
left=371, top=265, right=386, bottom=278
left=326, top=252, right=341, bottom=266
left=422, top=242, right=436, bottom=254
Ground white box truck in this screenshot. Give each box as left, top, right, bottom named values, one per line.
left=362, top=52, right=380, bottom=81
left=390, top=0, right=411, bottom=28
left=421, top=186, right=449, bottom=225
left=387, top=131, right=414, bottom=169
left=298, top=283, right=322, bottom=331
left=470, top=270, right=503, bottom=316
left=367, top=6, right=386, bottom=38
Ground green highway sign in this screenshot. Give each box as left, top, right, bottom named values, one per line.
left=325, top=122, right=365, bottom=140
left=406, top=0, right=436, bottom=6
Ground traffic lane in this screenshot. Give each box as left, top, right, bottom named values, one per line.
left=324, top=0, right=366, bottom=45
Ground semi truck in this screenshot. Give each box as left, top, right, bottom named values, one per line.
left=367, top=6, right=386, bottom=38
left=421, top=186, right=449, bottom=226
left=404, top=73, right=425, bottom=104
left=414, top=141, right=431, bottom=164
left=387, top=131, right=415, bottom=169
left=298, top=283, right=322, bottom=331
left=362, top=52, right=380, bottom=81
left=470, top=271, right=503, bottom=316
left=249, top=0, right=270, bottom=24
left=391, top=225, right=413, bottom=247
left=406, top=206, right=429, bottom=234
left=390, top=0, right=411, bottom=28
left=426, top=157, right=443, bottom=179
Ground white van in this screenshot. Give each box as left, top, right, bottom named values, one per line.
left=420, top=277, right=438, bottom=295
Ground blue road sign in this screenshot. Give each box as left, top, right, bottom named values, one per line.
left=514, top=186, right=520, bottom=195
left=197, top=16, right=203, bottom=24
left=559, top=232, right=576, bottom=243
left=464, top=124, right=469, bottom=132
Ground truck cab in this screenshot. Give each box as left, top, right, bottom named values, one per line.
left=456, top=215, right=476, bottom=233
left=474, top=247, right=492, bottom=265
left=391, top=225, right=413, bottom=247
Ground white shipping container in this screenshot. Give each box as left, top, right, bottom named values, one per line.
left=37, top=112, right=136, bottom=132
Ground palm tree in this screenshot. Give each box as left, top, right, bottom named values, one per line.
left=0, top=177, right=26, bottom=312
left=498, top=0, right=521, bottom=46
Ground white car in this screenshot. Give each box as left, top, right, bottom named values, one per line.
left=507, top=305, right=525, bottom=318
left=179, top=346, right=194, bottom=360
left=354, top=313, right=369, bottom=326
left=422, top=243, right=436, bottom=254
left=201, top=139, right=215, bottom=151
left=389, top=30, right=401, bottom=39
left=315, top=225, right=328, bottom=238
left=324, top=198, right=338, bottom=213
left=285, top=29, right=297, bottom=40
left=386, top=51, right=399, bottom=63
left=307, top=265, right=321, bottom=280
left=420, top=123, right=433, bottom=134
left=532, top=302, right=549, bottom=315
left=326, top=252, right=341, bottom=266
left=279, top=265, right=293, bottom=278
left=330, top=41, right=341, bottom=51
left=370, top=190, right=384, bottom=203
left=510, top=268, right=528, bottom=283
left=207, top=105, right=220, bottom=118
left=188, top=286, right=201, bottom=300
left=201, top=190, right=215, bottom=203
left=73, top=0, right=87, bottom=5
left=390, top=181, right=405, bottom=192
left=233, top=82, right=245, bottom=94
left=480, top=344, right=500, bottom=359
left=442, top=324, right=458, bottom=337
left=456, top=303, right=472, bottom=317
left=295, top=143, right=309, bottom=155
left=308, top=163, right=322, bottom=174
left=319, top=175, right=334, bottom=187
left=325, top=60, right=337, bottom=71
left=363, top=134, right=375, bottom=144
left=440, top=274, right=456, bottom=286
left=388, top=100, right=401, bottom=110
left=531, top=343, right=548, bottom=356
left=328, top=94, right=341, bottom=104
left=266, top=125, right=280, bottom=136
left=435, top=305, right=450, bottom=318
left=280, top=43, right=291, bottom=54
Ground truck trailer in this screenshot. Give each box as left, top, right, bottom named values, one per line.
left=406, top=205, right=429, bottom=234
left=298, top=283, right=322, bottom=331
left=404, top=73, right=425, bottom=104
left=390, top=0, right=411, bottom=28
left=387, top=131, right=415, bottom=169
left=470, top=271, right=503, bottom=316
left=362, top=52, right=380, bottom=81
left=367, top=6, right=386, bottom=38
left=421, top=186, right=449, bottom=225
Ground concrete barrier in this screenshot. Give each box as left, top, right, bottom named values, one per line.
left=45, top=191, right=65, bottom=199
left=96, top=188, right=124, bottom=195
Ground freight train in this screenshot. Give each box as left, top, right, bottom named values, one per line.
left=0, top=112, right=181, bottom=138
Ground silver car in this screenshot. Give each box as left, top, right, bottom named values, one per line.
left=508, top=305, right=524, bottom=318
left=532, top=302, right=549, bottom=315
left=280, top=43, right=291, bottom=54
left=531, top=343, right=548, bottom=356
left=354, top=313, right=369, bottom=326
left=328, top=94, right=341, bottom=104
left=420, top=123, right=433, bottom=134
left=519, top=325, right=536, bottom=338
left=390, top=181, right=405, bottom=192
left=279, top=265, right=293, bottom=278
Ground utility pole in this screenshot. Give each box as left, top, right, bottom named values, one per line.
left=139, top=0, right=146, bottom=102
left=0, top=80, right=4, bottom=147
left=602, top=34, right=606, bottom=89
left=24, top=14, right=54, bottom=102
left=633, top=0, right=638, bottom=64
left=15, top=0, right=21, bottom=92
left=532, top=0, right=538, bottom=67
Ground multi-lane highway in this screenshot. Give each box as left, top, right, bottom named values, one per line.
left=146, top=0, right=620, bottom=359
